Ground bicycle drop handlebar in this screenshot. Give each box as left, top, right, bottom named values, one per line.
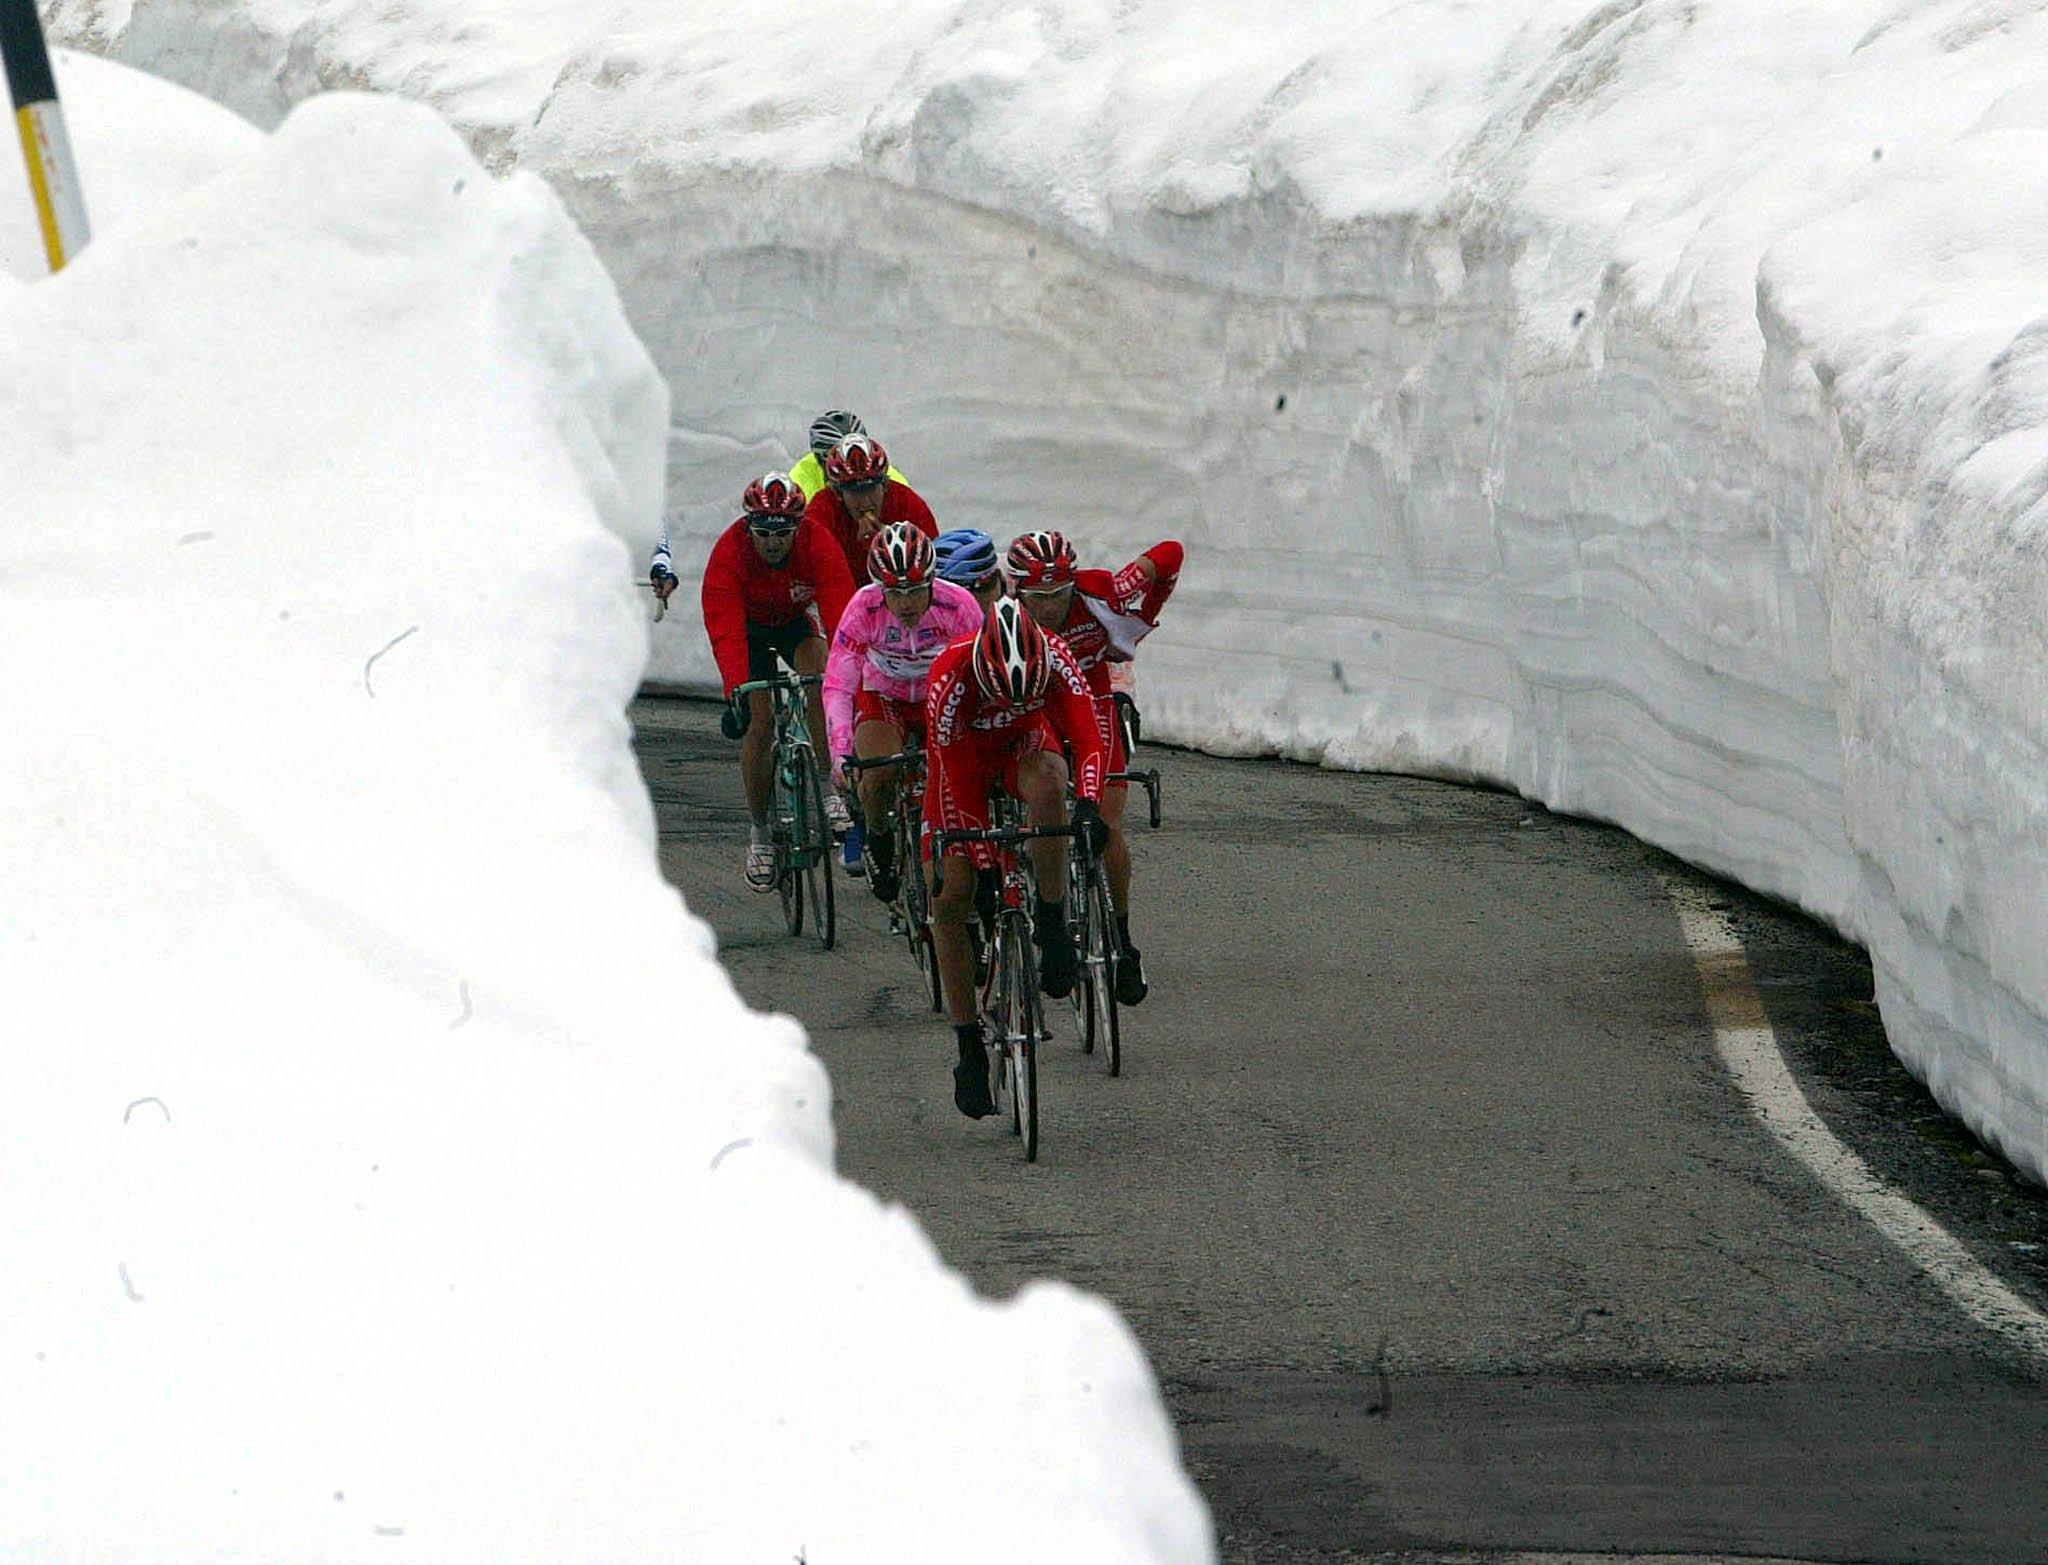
left=930, top=820, right=1090, bottom=901
left=842, top=750, right=921, bottom=775
left=730, top=671, right=823, bottom=699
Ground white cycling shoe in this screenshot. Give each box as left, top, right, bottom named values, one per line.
left=744, top=839, right=777, bottom=891
left=824, top=792, right=853, bottom=837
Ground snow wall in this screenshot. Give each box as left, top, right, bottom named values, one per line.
left=47, top=0, right=2048, bottom=1185
left=1, top=62, right=1209, bottom=1564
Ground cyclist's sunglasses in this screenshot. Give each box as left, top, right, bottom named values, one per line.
left=833, top=478, right=887, bottom=498
left=1016, top=582, right=1074, bottom=599
left=747, top=516, right=800, bottom=538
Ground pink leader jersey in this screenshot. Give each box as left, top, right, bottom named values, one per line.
left=823, top=577, right=986, bottom=763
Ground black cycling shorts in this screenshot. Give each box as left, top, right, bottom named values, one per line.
left=745, top=614, right=821, bottom=682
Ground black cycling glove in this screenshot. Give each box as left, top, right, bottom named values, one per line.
left=1071, top=796, right=1109, bottom=857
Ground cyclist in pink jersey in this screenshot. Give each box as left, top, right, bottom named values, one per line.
left=824, top=523, right=984, bottom=903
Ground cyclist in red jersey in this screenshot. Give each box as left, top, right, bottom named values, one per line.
left=1008, top=529, right=1183, bottom=1005
left=803, top=433, right=939, bottom=586
left=925, top=599, right=1109, bottom=1119
left=694, top=472, right=857, bottom=888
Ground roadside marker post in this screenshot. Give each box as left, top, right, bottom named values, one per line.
left=1, top=0, right=90, bottom=271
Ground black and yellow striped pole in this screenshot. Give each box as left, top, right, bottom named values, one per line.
left=1, top=0, right=89, bottom=271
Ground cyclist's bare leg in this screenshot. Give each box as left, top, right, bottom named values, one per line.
left=739, top=688, right=775, bottom=825
left=929, top=850, right=980, bottom=1024
left=1016, top=749, right=1070, bottom=904
left=1102, top=781, right=1133, bottom=913
left=792, top=637, right=830, bottom=760
left=852, top=718, right=904, bottom=834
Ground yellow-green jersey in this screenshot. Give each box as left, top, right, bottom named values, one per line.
left=790, top=450, right=909, bottom=501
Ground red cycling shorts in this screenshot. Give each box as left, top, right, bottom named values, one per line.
left=1095, top=695, right=1129, bottom=785
left=922, top=714, right=1065, bottom=867
left=854, top=687, right=926, bottom=742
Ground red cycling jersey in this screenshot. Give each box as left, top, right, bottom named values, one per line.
left=803, top=479, right=940, bottom=586
left=1044, top=541, right=1184, bottom=697
left=922, top=633, right=1107, bottom=868
left=699, top=514, right=856, bottom=695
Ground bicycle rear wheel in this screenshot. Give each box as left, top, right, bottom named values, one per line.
left=795, top=746, right=836, bottom=950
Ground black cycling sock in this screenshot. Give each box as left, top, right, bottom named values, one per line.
left=1034, top=894, right=1068, bottom=938
left=954, top=1021, right=983, bottom=1060
left=1116, top=913, right=1134, bottom=949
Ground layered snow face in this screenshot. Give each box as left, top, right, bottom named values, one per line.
left=0, top=79, right=1209, bottom=1562
left=47, top=3, right=2048, bottom=1181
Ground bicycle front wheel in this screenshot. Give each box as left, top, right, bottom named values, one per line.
left=796, top=747, right=836, bottom=950
left=776, top=765, right=804, bottom=938
left=1087, top=858, right=1121, bottom=1076
left=999, top=912, right=1040, bottom=1162
left=895, top=808, right=934, bottom=1006
left=1067, top=845, right=1099, bottom=1055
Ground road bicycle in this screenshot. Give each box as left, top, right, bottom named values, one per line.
left=729, top=667, right=835, bottom=950
left=843, top=743, right=942, bottom=1012
left=933, top=801, right=1085, bottom=1163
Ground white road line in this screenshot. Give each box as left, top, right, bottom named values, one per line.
left=1661, top=870, right=2048, bottom=1364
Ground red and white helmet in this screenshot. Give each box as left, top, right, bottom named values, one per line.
left=867, top=522, right=935, bottom=588
left=972, top=598, right=1052, bottom=706
left=1006, top=529, right=1077, bottom=589
left=823, top=434, right=890, bottom=487
left=741, top=471, right=806, bottom=522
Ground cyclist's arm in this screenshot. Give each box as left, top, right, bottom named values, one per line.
left=698, top=532, right=752, bottom=697
left=1047, top=644, right=1109, bottom=803
left=1112, top=540, right=1184, bottom=610
left=923, top=654, right=990, bottom=865
left=804, top=518, right=858, bottom=634
left=822, top=604, right=874, bottom=767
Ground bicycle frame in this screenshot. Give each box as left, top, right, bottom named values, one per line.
left=730, top=665, right=835, bottom=947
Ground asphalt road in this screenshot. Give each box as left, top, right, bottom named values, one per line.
left=633, top=695, right=2048, bottom=1565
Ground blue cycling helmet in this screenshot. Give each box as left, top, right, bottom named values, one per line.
left=934, top=528, right=1000, bottom=587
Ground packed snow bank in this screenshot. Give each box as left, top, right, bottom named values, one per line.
left=0, top=87, right=1209, bottom=1562
left=47, top=2, right=2048, bottom=1185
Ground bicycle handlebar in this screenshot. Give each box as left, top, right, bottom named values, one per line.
left=931, top=822, right=1079, bottom=854
left=1109, top=766, right=1164, bottom=829
left=842, top=750, right=922, bottom=775
left=931, top=820, right=1088, bottom=901
left=731, top=671, right=823, bottom=699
